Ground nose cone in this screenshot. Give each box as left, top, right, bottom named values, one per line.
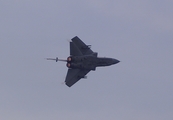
left=112, top=59, right=120, bottom=64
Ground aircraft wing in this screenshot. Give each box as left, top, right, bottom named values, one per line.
left=70, top=41, right=83, bottom=56
left=65, top=69, right=90, bottom=87
left=71, top=36, right=94, bottom=55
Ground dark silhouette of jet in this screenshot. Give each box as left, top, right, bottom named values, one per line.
left=47, top=36, right=120, bottom=87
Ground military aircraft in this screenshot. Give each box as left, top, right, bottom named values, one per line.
left=47, top=36, right=120, bottom=87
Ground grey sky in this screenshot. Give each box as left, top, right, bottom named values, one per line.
left=0, top=0, right=173, bottom=120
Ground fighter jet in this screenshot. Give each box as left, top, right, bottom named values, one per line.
left=47, top=36, right=120, bottom=87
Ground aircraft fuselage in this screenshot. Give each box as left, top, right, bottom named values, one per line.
left=66, top=55, right=120, bottom=70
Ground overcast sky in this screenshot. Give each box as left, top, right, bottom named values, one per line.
left=0, top=1, right=173, bottom=120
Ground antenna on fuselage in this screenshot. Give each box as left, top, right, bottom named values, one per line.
left=46, top=57, right=67, bottom=62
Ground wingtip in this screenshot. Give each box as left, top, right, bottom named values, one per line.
left=67, top=39, right=72, bottom=42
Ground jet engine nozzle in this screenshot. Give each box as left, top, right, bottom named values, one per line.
left=67, top=57, right=72, bottom=62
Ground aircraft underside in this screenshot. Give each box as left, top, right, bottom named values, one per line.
left=47, top=36, right=119, bottom=87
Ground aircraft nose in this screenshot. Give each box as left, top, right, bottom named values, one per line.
left=112, top=59, right=120, bottom=64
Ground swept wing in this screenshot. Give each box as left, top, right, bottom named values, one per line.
left=65, top=69, right=90, bottom=87
left=65, top=36, right=93, bottom=87
left=71, top=36, right=93, bottom=55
